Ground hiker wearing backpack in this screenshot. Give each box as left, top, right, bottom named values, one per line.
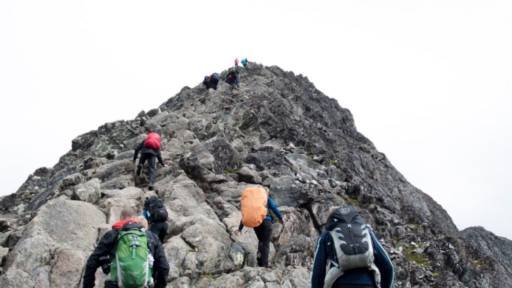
left=237, top=185, right=284, bottom=268
left=83, top=207, right=169, bottom=288
left=133, top=127, right=166, bottom=190
left=241, top=58, right=249, bottom=68
left=143, top=195, right=169, bottom=243
left=203, top=73, right=220, bottom=90
left=311, top=206, right=394, bottom=288
left=225, top=67, right=240, bottom=89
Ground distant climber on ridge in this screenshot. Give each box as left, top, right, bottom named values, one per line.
left=225, top=67, right=240, bottom=89
left=310, top=206, right=394, bottom=288
left=82, top=207, right=169, bottom=288
left=133, top=127, right=166, bottom=190
left=143, top=195, right=169, bottom=243
left=203, top=73, right=220, bottom=90
left=241, top=58, right=249, bottom=68
left=237, top=185, right=284, bottom=268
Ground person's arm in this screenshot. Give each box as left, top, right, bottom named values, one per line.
left=150, top=234, right=170, bottom=288
left=82, top=230, right=118, bottom=288
left=311, top=233, right=329, bottom=288
left=142, top=209, right=150, bottom=221
left=156, top=150, right=165, bottom=166
left=133, top=142, right=143, bottom=162
left=267, top=197, right=284, bottom=223
left=370, top=229, right=395, bottom=288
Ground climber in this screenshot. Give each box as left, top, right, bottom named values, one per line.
left=237, top=185, right=284, bottom=268
left=234, top=58, right=239, bottom=68
left=82, top=207, right=169, bottom=288
left=225, top=67, right=240, bottom=89
left=133, top=127, right=166, bottom=190
left=143, top=195, right=169, bottom=243
left=203, top=73, right=220, bottom=90
left=310, top=206, right=395, bottom=288
left=241, top=58, right=249, bottom=68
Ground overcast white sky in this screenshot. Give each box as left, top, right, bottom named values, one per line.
left=1, top=1, right=511, bottom=239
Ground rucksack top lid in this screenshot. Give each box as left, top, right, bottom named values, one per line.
left=327, top=206, right=365, bottom=228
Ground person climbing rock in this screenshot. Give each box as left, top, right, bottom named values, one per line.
left=203, top=73, right=220, bottom=90
left=311, top=206, right=395, bottom=288
left=241, top=58, right=248, bottom=68
left=143, top=195, right=169, bottom=243
left=234, top=58, right=239, bottom=68
left=82, top=207, right=169, bottom=288
left=225, top=67, right=240, bottom=89
left=237, top=185, right=284, bottom=267
left=133, top=127, right=165, bottom=190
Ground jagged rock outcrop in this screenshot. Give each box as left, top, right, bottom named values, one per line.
left=0, top=62, right=510, bottom=287
left=461, top=227, right=512, bottom=287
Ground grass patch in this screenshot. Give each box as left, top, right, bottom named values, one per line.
left=404, top=246, right=431, bottom=268
left=224, top=168, right=240, bottom=174
left=472, top=259, right=485, bottom=270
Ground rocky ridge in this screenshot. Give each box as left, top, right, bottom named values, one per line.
left=0, top=63, right=510, bottom=287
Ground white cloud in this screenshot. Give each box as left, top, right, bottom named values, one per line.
left=1, top=0, right=511, bottom=238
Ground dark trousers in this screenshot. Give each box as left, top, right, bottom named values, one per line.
left=137, top=153, right=157, bottom=185
left=254, top=219, right=272, bottom=267
left=149, top=222, right=168, bottom=243
left=333, top=285, right=374, bottom=288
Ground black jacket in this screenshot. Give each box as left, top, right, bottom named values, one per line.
left=82, top=224, right=169, bottom=288
left=133, top=141, right=165, bottom=165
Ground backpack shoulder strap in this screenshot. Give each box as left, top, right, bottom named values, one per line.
left=324, top=231, right=344, bottom=288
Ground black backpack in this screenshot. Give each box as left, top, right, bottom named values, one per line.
left=144, top=196, right=168, bottom=223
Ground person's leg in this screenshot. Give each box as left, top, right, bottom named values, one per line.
left=137, top=153, right=148, bottom=176
left=147, top=155, right=157, bottom=186
left=332, top=285, right=374, bottom=288
left=254, top=219, right=272, bottom=267
left=253, top=224, right=264, bottom=266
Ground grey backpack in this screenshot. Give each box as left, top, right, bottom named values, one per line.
left=323, top=207, right=381, bottom=288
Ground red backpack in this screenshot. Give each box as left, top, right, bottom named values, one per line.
left=143, top=132, right=161, bottom=150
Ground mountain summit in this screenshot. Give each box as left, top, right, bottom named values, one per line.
left=0, top=63, right=510, bottom=287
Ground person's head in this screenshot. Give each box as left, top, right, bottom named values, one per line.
left=120, top=206, right=137, bottom=220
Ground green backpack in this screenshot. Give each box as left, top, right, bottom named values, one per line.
left=110, top=228, right=153, bottom=288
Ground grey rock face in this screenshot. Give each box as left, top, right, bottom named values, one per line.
left=461, top=227, right=512, bottom=287
left=0, top=198, right=105, bottom=287
left=0, top=63, right=510, bottom=287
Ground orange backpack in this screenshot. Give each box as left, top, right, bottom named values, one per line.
left=241, top=186, right=268, bottom=228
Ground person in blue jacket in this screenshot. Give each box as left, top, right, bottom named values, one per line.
left=311, top=207, right=395, bottom=288
left=238, top=191, right=284, bottom=268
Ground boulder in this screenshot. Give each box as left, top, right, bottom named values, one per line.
left=0, top=198, right=105, bottom=287
left=74, top=178, right=101, bottom=203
